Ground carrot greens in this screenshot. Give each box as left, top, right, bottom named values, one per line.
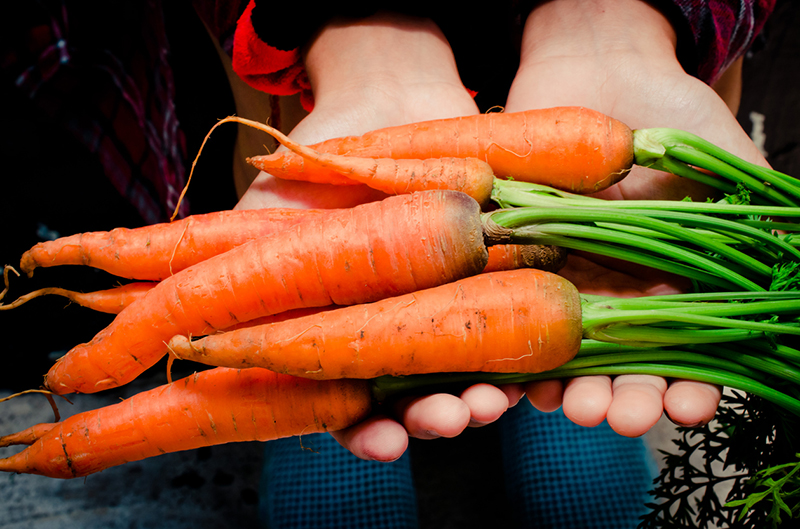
left=632, top=128, right=800, bottom=207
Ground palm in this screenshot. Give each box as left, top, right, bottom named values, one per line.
left=507, top=56, right=766, bottom=295
left=503, top=55, right=764, bottom=434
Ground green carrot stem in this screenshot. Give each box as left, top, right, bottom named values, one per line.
left=650, top=128, right=800, bottom=199
left=488, top=207, right=780, bottom=280
left=573, top=340, right=649, bottom=356
left=690, top=344, right=800, bottom=386
left=493, top=179, right=800, bottom=217
left=737, top=340, right=800, bottom=365
left=491, top=181, right=800, bottom=261
left=584, top=296, right=800, bottom=318
left=515, top=222, right=764, bottom=290
left=648, top=155, right=742, bottom=197
left=591, top=222, right=718, bottom=243
left=627, top=209, right=800, bottom=262
left=581, top=308, right=800, bottom=339
left=585, top=290, right=800, bottom=305
left=512, top=233, right=740, bottom=290
left=370, top=363, right=800, bottom=416
left=741, top=219, right=800, bottom=232
left=589, top=326, right=762, bottom=347
left=633, top=128, right=800, bottom=206
left=666, top=145, right=798, bottom=206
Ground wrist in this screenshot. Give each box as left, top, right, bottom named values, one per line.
left=302, top=12, right=476, bottom=131
left=519, top=0, right=678, bottom=66
left=508, top=0, right=685, bottom=114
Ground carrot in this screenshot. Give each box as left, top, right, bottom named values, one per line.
left=19, top=207, right=329, bottom=281
left=197, top=117, right=495, bottom=205
left=250, top=152, right=495, bottom=205
left=167, top=269, right=582, bottom=379
left=0, top=422, right=58, bottom=448
left=0, top=282, right=156, bottom=314
left=483, top=244, right=567, bottom=273
left=0, top=368, right=372, bottom=478
left=247, top=107, right=634, bottom=194
left=43, top=190, right=489, bottom=395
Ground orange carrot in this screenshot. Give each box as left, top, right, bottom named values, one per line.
left=0, top=282, right=156, bottom=314
left=483, top=244, right=568, bottom=273
left=248, top=107, right=634, bottom=194
left=198, top=117, right=495, bottom=205
left=43, top=190, right=489, bottom=395
left=250, top=153, right=495, bottom=205
left=19, top=207, right=329, bottom=281
left=6, top=247, right=560, bottom=318
left=168, top=269, right=582, bottom=379
left=0, top=422, right=58, bottom=447
left=0, top=368, right=372, bottom=478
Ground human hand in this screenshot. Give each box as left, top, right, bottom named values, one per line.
left=234, top=12, right=528, bottom=461
left=506, top=0, right=765, bottom=436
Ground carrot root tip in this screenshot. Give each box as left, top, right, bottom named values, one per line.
left=0, top=265, right=20, bottom=302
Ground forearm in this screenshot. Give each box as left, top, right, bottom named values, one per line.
left=509, top=0, right=681, bottom=118
left=302, top=12, right=475, bottom=131
left=235, top=11, right=478, bottom=210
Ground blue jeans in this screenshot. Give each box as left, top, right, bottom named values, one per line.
left=258, top=403, right=656, bottom=528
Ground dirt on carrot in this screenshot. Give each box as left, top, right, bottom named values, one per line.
left=184, top=116, right=495, bottom=205
left=0, top=282, right=157, bottom=314
left=168, top=269, right=583, bottom=379
left=248, top=107, right=634, bottom=194
left=19, top=208, right=330, bottom=281
left=0, top=368, right=372, bottom=478
left=43, top=190, right=489, bottom=395
left=483, top=244, right=568, bottom=273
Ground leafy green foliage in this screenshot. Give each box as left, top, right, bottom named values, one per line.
left=639, top=392, right=800, bottom=528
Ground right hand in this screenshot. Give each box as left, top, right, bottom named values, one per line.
left=234, top=12, right=527, bottom=462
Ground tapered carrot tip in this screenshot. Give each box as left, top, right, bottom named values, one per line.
left=0, top=423, right=57, bottom=447
left=0, top=265, right=20, bottom=301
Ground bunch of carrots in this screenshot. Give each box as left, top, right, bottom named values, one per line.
left=2, top=106, right=800, bottom=527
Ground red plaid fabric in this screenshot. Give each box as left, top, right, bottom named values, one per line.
left=668, top=0, right=776, bottom=84
left=3, top=0, right=188, bottom=224
left=224, top=0, right=776, bottom=100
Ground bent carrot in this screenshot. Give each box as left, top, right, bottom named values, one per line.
left=44, top=190, right=489, bottom=395
left=198, top=117, right=495, bottom=205
left=168, top=269, right=582, bottom=379
left=483, top=244, right=568, bottom=273
left=19, top=207, right=329, bottom=281
left=0, top=282, right=156, bottom=314
left=250, top=153, right=495, bottom=205
left=248, top=107, right=634, bottom=194
left=0, top=422, right=58, bottom=448
left=0, top=368, right=372, bottom=478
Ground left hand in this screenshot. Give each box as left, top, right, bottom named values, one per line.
left=506, top=0, right=763, bottom=436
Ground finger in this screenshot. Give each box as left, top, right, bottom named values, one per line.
left=606, top=375, right=668, bottom=437
left=329, top=415, right=409, bottom=462
left=459, top=383, right=512, bottom=427
left=395, top=393, right=472, bottom=440
left=561, top=376, right=613, bottom=427
left=663, top=380, right=722, bottom=427
left=500, top=383, right=526, bottom=408
left=524, top=379, right=564, bottom=412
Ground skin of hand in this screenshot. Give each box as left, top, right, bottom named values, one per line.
left=507, top=0, right=767, bottom=436
left=235, top=12, right=526, bottom=462
left=233, top=0, right=764, bottom=458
